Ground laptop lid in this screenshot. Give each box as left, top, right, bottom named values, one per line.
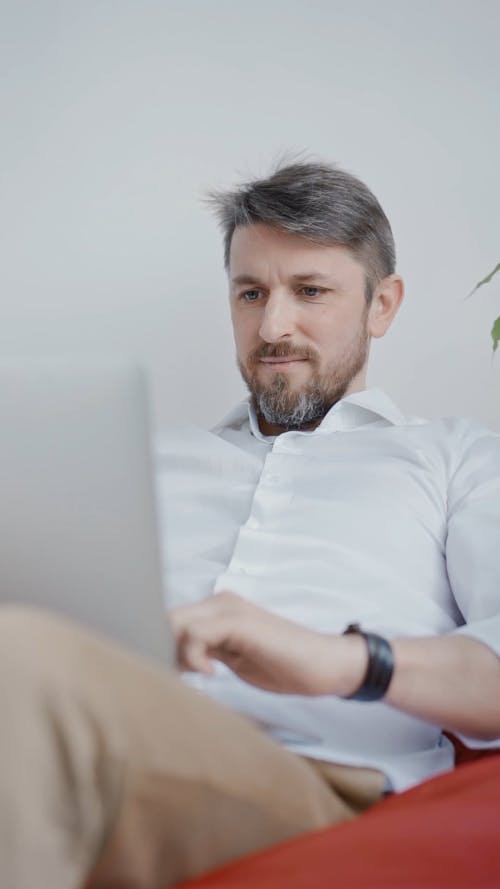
left=0, top=360, right=173, bottom=666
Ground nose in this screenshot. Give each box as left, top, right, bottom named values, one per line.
left=258, top=292, right=296, bottom=343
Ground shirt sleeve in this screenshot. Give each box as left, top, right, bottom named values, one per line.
left=445, top=421, right=500, bottom=748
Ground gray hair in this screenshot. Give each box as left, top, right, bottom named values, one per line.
left=207, top=159, right=396, bottom=301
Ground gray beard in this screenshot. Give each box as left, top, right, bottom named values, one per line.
left=253, top=376, right=339, bottom=428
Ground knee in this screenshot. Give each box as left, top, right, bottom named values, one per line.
left=0, top=605, right=80, bottom=691
left=0, top=603, right=71, bottom=643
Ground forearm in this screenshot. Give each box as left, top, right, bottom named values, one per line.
left=337, top=632, right=500, bottom=741
left=172, top=592, right=500, bottom=740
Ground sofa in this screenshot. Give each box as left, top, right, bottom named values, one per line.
left=177, top=746, right=500, bottom=889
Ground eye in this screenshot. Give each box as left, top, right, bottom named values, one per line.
left=300, top=286, right=324, bottom=298
left=241, top=289, right=262, bottom=302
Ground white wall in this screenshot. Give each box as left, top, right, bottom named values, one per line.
left=1, top=0, right=499, bottom=432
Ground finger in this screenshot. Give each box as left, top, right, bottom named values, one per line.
left=170, top=601, right=222, bottom=640
left=170, top=592, right=247, bottom=638
left=177, top=632, right=214, bottom=675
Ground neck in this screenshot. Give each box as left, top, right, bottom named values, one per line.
left=258, top=415, right=322, bottom=436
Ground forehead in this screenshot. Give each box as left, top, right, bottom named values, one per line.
left=229, top=224, right=365, bottom=285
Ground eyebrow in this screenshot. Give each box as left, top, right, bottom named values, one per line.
left=231, top=272, right=337, bottom=286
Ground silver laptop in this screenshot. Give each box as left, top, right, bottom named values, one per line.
left=0, top=360, right=173, bottom=666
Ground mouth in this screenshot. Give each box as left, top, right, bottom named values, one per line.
left=258, top=358, right=309, bottom=369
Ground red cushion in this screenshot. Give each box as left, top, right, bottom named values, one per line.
left=177, top=754, right=500, bottom=889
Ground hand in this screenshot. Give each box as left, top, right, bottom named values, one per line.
left=170, top=591, right=366, bottom=696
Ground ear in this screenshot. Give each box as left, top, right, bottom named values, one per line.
left=367, top=274, right=404, bottom=339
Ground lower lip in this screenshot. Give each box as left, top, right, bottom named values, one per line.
left=259, top=360, right=308, bottom=370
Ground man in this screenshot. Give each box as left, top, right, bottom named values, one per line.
left=1, top=160, right=500, bottom=889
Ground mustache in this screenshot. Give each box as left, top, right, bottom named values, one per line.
left=247, top=342, right=319, bottom=364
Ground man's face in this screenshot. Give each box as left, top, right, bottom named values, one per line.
left=229, top=224, right=372, bottom=432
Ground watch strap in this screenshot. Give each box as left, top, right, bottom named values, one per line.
left=343, top=622, right=394, bottom=702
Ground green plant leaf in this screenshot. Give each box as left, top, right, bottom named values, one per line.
left=467, top=262, right=500, bottom=298
left=492, top=316, right=500, bottom=353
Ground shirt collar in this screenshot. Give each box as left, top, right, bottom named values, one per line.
left=320, top=388, right=407, bottom=431
left=214, top=388, right=406, bottom=442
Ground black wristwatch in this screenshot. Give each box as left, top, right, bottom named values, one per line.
left=342, top=623, right=394, bottom=702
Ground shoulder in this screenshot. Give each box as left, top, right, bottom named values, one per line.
left=380, top=411, right=499, bottom=497
left=428, top=416, right=500, bottom=504
left=398, top=412, right=498, bottom=458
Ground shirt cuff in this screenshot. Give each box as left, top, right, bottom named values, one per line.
left=450, top=616, right=500, bottom=749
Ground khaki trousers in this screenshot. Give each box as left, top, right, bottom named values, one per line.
left=0, top=606, right=385, bottom=889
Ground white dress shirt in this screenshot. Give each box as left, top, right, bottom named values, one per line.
left=156, top=387, right=500, bottom=792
